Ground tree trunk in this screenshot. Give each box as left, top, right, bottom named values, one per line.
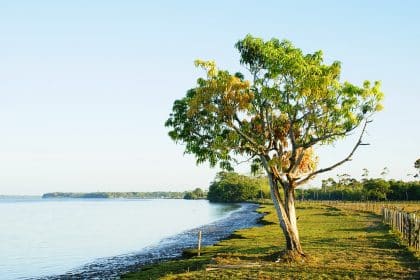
left=267, top=174, right=305, bottom=259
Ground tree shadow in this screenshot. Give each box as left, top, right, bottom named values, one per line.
left=365, top=221, right=420, bottom=278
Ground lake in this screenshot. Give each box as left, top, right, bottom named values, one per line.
left=0, top=198, right=258, bottom=279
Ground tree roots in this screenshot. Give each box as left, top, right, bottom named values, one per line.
left=275, top=249, right=307, bottom=263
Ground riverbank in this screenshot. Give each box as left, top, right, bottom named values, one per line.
left=40, top=203, right=261, bottom=279
left=122, top=202, right=419, bottom=279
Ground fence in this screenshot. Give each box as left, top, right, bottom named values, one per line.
left=326, top=201, right=383, bottom=214
left=322, top=200, right=420, bottom=215
left=382, top=207, right=420, bottom=251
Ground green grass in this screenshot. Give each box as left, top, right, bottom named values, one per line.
left=122, top=202, right=419, bottom=279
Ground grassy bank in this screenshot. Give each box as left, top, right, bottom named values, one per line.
left=123, top=202, right=419, bottom=279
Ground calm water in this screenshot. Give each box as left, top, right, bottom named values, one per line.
left=0, top=198, right=239, bottom=279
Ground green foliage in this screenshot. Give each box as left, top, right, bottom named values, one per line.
left=183, top=188, right=206, bottom=200
left=166, top=35, right=383, bottom=185
left=363, top=178, right=390, bottom=200
left=388, top=180, right=420, bottom=200
left=298, top=177, right=420, bottom=201
left=207, top=172, right=270, bottom=202
left=415, top=158, right=420, bottom=177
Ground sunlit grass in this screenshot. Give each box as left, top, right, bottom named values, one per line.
left=123, top=202, right=419, bottom=279
left=325, top=201, right=420, bottom=215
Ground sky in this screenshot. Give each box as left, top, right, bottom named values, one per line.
left=0, top=1, right=419, bottom=195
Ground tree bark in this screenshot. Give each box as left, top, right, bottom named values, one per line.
left=267, top=173, right=305, bottom=259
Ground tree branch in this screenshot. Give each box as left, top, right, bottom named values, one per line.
left=287, top=112, right=298, bottom=173
left=264, top=106, right=276, bottom=151
left=290, top=149, right=306, bottom=175
left=295, top=120, right=371, bottom=186
left=300, top=124, right=359, bottom=149
left=229, top=121, right=262, bottom=154
left=234, top=154, right=257, bottom=165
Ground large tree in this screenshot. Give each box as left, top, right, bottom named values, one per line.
left=165, top=35, right=383, bottom=259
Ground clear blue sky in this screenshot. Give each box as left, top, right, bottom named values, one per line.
left=0, top=1, right=419, bottom=195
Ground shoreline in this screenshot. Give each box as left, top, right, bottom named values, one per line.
left=40, top=202, right=262, bottom=280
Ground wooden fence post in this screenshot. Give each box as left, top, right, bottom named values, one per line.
left=197, top=230, right=202, bottom=256
left=381, top=207, right=419, bottom=252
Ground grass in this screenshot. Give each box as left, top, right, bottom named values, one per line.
left=326, top=201, right=420, bottom=215
left=122, top=202, right=419, bottom=279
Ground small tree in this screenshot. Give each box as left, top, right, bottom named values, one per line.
left=380, top=167, right=389, bottom=179
left=362, top=168, right=369, bottom=181
left=166, top=35, right=383, bottom=259
left=414, top=158, right=420, bottom=178
left=192, top=187, right=205, bottom=198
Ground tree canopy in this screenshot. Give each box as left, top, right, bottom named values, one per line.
left=415, top=158, right=420, bottom=178
left=166, top=35, right=383, bottom=186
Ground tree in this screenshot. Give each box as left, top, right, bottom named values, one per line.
left=363, top=179, right=390, bottom=200
left=415, top=158, right=420, bottom=178
left=165, top=35, right=383, bottom=259
left=362, top=168, right=369, bottom=181
left=380, top=167, right=389, bottom=179
left=336, top=173, right=352, bottom=200
left=183, top=192, right=195, bottom=199
left=184, top=187, right=205, bottom=199
left=192, top=187, right=205, bottom=198
left=207, top=172, right=262, bottom=202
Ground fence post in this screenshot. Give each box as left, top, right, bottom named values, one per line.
left=197, top=230, right=202, bottom=256
left=408, top=214, right=412, bottom=246
left=381, top=207, right=419, bottom=251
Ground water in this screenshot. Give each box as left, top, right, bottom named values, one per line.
left=0, top=198, right=244, bottom=279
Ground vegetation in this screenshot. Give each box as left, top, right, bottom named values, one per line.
left=43, top=191, right=188, bottom=199
left=298, top=177, right=420, bottom=201
left=207, top=172, right=270, bottom=202
left=183, top=188, right=206, bottom=200
left=123, top=202, right=419, bottom=279
left=166, top=34, right=383, bottom=258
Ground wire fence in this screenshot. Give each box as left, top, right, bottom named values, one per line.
left=322, top=200, right=420, bottom=215
left=382, top=207, right=420, bottom=251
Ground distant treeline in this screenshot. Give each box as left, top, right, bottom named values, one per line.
left=205, top=172, right=420, bottom=203
left=297, top=178, right=420, bottom=201
left=42, top=175, right=420, bottom=202
left=42, top=191, right=187, bottom=199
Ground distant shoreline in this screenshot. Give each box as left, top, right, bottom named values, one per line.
left=0, top=195, right=40, bottom=199
left=41, top=191, right=188, bottom=199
